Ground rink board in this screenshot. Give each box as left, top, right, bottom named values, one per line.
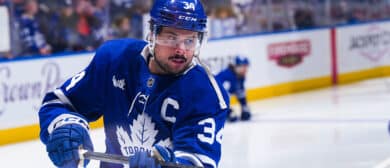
left=203, top=29, right=332, bottom=88
left=336, top=21, right=390, bottom=84
left=0, top=53, right=93, bottom=144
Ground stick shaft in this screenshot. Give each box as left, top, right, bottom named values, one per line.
left=82, top=151, right=202, bottom=168
left=84, top=151, right=128, bottom=165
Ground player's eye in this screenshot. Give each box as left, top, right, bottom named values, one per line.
left=167, top=35, right=177, bottom=40
left=183, top=39, right=195, bottom=46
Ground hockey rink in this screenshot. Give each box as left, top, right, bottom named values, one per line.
left=1, top=77, right=390, bottom=168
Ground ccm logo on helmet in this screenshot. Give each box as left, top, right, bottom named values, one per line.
left=178, top=15, right=197, bottom=21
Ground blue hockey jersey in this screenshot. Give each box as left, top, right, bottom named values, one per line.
left=39, top=39, right=229, bottom=168
left=215, top=67, right=247, bottom=107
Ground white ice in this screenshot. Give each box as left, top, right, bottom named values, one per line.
left=2, top=77, right=390, bottom=168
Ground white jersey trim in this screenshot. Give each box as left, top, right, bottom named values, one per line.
left=194, top=57, right=227, bottom=110
left=53, top=89, right=77, bottom=111
left=194, top=153, right=217, bottom=168
left=141, top=45, right=149, bottom=61
left=174, top=151, right=204, bottom=167
left=41, top=99, right=63, bottom=107
left=174, top=151, right=218, bottom=168
left=182, top=61, right=196, bottom=75
left=128, top=91, right=142, bottom=116
left=207, top=73, right=227, bottom=109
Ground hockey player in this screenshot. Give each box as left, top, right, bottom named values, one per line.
left=216, top=55, right=251, bottom=122
left=38, top=0, right=229, bottom=168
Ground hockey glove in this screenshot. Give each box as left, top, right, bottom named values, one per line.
left=46, top=124, right=93, bottom=167
left=129, top=145, right=177, bottom=168
left=241, top=105, right=251, bottom=121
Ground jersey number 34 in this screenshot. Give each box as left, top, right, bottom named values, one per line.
left=162, top=98, right=223, bottom=146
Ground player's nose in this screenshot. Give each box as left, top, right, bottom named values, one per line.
left=174, top=43, right=186, bottom=55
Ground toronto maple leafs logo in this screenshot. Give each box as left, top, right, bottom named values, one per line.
left=116, top=113, right=172, bottom=167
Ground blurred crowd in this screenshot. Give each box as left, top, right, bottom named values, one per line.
left=0, top=0, right=151, bottom=59
left=206, top=0, right=390, bottom=38
left=0, top=0, right=389, bottom=59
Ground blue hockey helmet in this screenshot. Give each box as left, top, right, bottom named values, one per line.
left=234, top=55, right=250, bottom=66
left=150, top=0, right=207, bottom=33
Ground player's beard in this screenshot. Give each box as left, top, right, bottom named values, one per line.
left=154, top=54, right=191, bottom=75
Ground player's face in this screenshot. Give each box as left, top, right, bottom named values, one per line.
left=153, top=27, right=199, bottom=75
left=236, top=65, right=248, bottom=78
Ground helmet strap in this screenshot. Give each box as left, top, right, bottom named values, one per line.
left=147, top=25, right=158, bottom=58
left=194, top=32, right=206, bottom=57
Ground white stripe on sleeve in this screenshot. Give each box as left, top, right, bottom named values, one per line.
left=53, top=89, right=77, bottom=111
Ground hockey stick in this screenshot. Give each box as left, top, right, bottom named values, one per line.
left=79, top=150, right=202, bottom=168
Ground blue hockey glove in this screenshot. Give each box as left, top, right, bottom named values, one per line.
left=153, top=145, right=176, bottom=163
left=46, top=124, right=93, bottom=167
left=129, top=150, right=159, bottom=168
left=129, top=145, right=176, bottom=168
left=241, top=105, right=251, bottom=121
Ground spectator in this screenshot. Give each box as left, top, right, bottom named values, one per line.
left=35, top=0, right=61, bottom=52
left=128, top=0, right=152, bottom=39
left=387, top=2, right=390, bottom=17
left=294, top=8, right=315, bottom=29
left=109, top=0, right=133, bottom=21
left=107, top=14, right=131, bottom=39
left=330, top=0, right=349, bottom=24
left=91, top=0, right=109, bottom=45
left=209, top=6, right=238, bottom=38
left=347, top=8, right=367, bottom=23
left=74, top=0, right=97, bottom=50
left=49, top=0, right=78, bottom=52
left=2, top=0, right=390, bottom=58
left=18, top=0, right=51, bottom=56
left=238, top=1, right=269, bottom=34
left=0, top=0, right=9, bottom=6
left=11, top=0, right=24, bottom=18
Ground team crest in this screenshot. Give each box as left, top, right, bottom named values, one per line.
left=116, top=113, right=172, bottom=167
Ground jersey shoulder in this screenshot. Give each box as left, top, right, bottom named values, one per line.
left=180, top=65, right=230, bottom=109
left=184, top=65, right=215, bottom=91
